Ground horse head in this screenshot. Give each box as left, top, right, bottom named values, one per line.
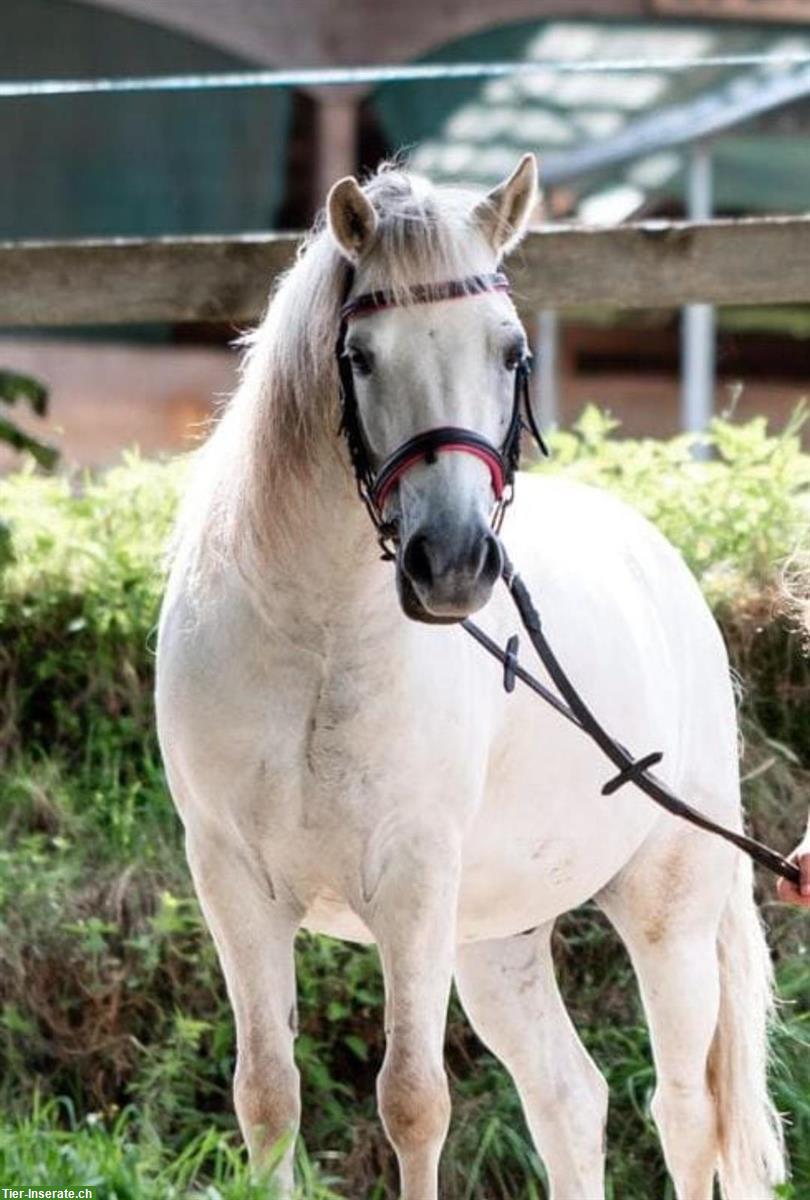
left=327, top=154, right=539, bottom=623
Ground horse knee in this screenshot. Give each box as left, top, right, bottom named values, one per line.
left=521, top=1039, right=608, bottom=1124
left=652, top=1077, right=715, bottom=1133
left=234, top=1052, right=300, bottom=1155
left=529, top=1067, right=608, bottom=1143
left=378, top=1064, right=451, bottom=1154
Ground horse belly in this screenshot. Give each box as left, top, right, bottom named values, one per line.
left=455, top=719, right=662, bottom=941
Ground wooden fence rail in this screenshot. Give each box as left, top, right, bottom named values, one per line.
left=0, top=215, right=808, bottom=326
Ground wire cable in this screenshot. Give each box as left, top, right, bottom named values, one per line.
left=2, top=54, right=810, bottom=100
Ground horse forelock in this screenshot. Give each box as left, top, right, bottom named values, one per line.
left=250, top=165, right=490, bottom=439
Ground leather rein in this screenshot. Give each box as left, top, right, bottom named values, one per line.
left=335, top=268, right=801, bottom=888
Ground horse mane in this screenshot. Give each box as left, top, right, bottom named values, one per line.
left=171, top=163, right=493, bottom=584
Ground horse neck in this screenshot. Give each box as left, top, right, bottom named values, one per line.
left=238, top=423, right=395, bottom=645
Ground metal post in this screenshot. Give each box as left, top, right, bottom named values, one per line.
left=536, top=309, right=560, bottom=430
left=680, top=142, right=715, bottom=442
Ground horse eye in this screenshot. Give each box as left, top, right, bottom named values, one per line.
left=503, top=346, right=524, bottom=371
left=348, top=347, right=372, bottom=376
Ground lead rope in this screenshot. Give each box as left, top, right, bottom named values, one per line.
left=462, top=551, right=802, bottom=887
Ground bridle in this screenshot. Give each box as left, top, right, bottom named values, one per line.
left=334, top=264, right=801, bottom=889
left=336, top=269, right=548, bottom=559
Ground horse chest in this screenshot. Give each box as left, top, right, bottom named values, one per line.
left=302, top=672, right=371, bottom=789
left=274, top=637, right=476, bottom=826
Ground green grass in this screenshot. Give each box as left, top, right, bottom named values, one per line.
left=1, top=412, right=809, bottom=1197
left=0, top=1097, right=343, bottom=1199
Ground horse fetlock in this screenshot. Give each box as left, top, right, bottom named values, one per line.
left=378, top=1065, right=451, bottom=1154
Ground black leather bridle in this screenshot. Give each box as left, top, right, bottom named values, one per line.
left=336, top=270, right=548, bottom=559
left=333, top=265, right=801, bottom=888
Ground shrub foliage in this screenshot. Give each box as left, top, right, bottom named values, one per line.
left=0, top=414, right=808, bottom=1198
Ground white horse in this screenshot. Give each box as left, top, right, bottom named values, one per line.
left=156, top=155, right=785, bottom=1200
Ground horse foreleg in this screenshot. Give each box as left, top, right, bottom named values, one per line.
left=455, top=923, right=608, bottom=1200
left=365, top=820, right=461, bottom=1200
left=186, top=825, right=300, bottom=1198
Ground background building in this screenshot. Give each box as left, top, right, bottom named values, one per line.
left=2, top=0, right=809, bottom=466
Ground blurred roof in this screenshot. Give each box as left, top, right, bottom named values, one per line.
left=373, top=19, right=810, bottom=219
left=77, top=1, right=657, bottom=75
left=2, top=0, right=291, bottom=240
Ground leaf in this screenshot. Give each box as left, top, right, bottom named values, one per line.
left=0, top=415, right=59, bottom=470
left=0, top=520, right=13, bottom=573
left=343, top=1034, right=369, bottom=1062
left=0, top=369, right=49, bottom=415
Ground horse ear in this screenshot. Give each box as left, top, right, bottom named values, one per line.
left=473, top=154, right=539, bottom=257
left=327, top=177, right=379, bottom=261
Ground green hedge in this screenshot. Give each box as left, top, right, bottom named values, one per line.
left=0, top=413, right=808, bottom=1198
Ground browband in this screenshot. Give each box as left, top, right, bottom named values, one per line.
left=341, top=271, right=510, bottom=321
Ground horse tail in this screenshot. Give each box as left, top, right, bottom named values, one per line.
left=708, top=856, right=786, bottom=1198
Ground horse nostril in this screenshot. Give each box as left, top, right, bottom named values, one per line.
left=403, top=534, right=434, bottom=590
left=480, top=533, right=503, bottom=586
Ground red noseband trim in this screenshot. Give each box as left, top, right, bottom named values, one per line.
left=373, top=441, right=506, bottom=513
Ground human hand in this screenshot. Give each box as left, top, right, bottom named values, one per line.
left=776, top=835, right=810, bottom=907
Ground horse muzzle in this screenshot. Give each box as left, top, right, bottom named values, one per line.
left=396, top=521, right=503, bottom=624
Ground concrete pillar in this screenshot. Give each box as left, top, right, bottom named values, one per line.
left=680, top=142, right=715, bottom=441
left=312, top=86, right=361, bottom=203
